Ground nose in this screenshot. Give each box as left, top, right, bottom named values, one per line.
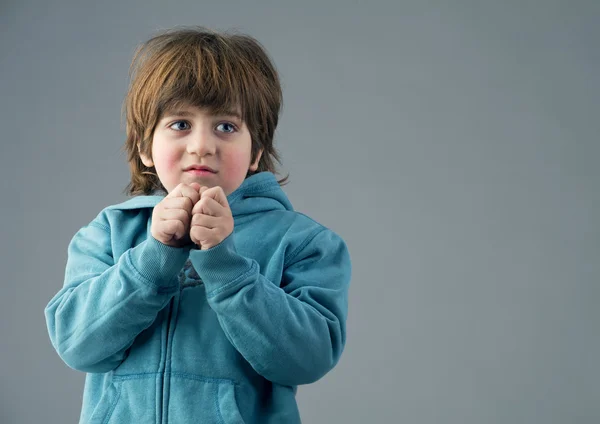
left=187, top=127, right=216, bottom=156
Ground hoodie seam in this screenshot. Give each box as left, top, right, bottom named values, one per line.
left=88, top=220, right=110, bottom=233
left=284, top=227, right=326, bottom=264
left=85, top=221, right=177, bottom=294
left=205, top=261, right=258, bottom=298
left=112, top=372, right=239, bottom=386
left=101, top=383, right=122, bottom=424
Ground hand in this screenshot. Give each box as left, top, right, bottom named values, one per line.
left=190, top=186, right=234, bottom=250
left=150, top=182, right=201, bottom=248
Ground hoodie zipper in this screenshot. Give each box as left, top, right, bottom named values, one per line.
left=159, top=297, right=175, bottom=423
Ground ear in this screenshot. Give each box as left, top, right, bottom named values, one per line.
left=138, top=144, right=154, bottom=167
left=249, top=148, right=263, bottom=172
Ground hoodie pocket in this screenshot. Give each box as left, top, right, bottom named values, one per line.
left=167, top=373, right=246, bottom=424
left=87, top=376, right=157, bottom=424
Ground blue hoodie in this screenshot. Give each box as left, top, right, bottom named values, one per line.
left=45, top=171, right=351, bottom=424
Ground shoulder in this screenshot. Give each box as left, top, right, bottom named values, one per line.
left=268, top=210, right=349, bottom=263
left=88, top=196, right=163, bottom=232
left=278, top=212, right=352, bottom=286
left=70, top=196, right=163, bottom=256
left=104, top=195, right=163, bottom=212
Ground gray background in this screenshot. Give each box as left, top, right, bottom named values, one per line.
left=1, top=0, right=598, bottom=423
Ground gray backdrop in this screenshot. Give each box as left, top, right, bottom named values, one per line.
left=1, top=0, right=598, bottom=423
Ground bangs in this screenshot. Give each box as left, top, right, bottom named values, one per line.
left=133, top=34, right=254, bottom=124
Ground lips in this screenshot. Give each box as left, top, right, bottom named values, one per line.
left=184, top=165, right=216, bottom=173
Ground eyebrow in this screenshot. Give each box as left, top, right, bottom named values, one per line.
left=163, top=109, right=242, bottom=120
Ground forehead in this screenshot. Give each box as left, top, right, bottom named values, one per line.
left=161, top=102, right=242, bottom=120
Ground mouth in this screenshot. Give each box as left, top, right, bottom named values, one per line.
left=186, top=168, right=217, bottom=176
left=184, top=165, right=217, bottom=173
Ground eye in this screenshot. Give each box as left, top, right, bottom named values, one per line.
left=216, top=122, right=237, bottom=134
left=169, top=120, right=190, bottom=131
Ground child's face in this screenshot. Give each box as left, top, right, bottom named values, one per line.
left=140, top=104, right=262, bottom=196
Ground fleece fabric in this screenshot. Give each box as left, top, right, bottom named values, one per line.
left=45, top=171, right=351, bottom=424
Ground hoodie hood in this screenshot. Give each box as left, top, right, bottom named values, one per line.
left=108, top=172, right=293, bottom=217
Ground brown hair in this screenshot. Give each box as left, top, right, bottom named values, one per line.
left=121, top=26, right=289, bottom=195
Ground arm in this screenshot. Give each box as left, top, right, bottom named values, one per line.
left=45, top=221, right=190, bottom=373
left=189, top=228, right=351, bottom=386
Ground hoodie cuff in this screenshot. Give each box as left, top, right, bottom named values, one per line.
left=188, top=234, right=256, bottom=297
left=126, top=236, right=191, bottom=291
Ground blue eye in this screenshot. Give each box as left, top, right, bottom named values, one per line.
left=169, top=121, right=190, bottom=131
left=216, top=122, right=236, bottom=133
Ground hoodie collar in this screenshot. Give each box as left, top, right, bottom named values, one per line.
left=107, top=172, right=293, bottom=217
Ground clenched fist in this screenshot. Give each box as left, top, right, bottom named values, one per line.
left=190, top=186, right=234, bottom=250
left=150, top=182, right=201, bottom=248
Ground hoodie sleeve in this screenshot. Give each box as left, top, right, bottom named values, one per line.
left=45, top=219, right=190, bottom=373
left=189, top=227, right=351, bottom=386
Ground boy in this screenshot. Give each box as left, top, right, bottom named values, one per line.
left=45, top=26, right=351, bottom=423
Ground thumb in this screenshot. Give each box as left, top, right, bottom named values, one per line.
left=166, top=184, right=185, bottom=199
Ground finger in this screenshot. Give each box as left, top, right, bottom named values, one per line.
left=192, top=196, right=226, bottom=217
left=162, top=196, right=194, bottom=214
left=178, top=184, right=201, bottom=207
left=198, top=185, right=210, bottom=195
left=159, top=219, right=186, bottom=241
left=157, top=208, right=189, bottom=224
left=167, top=183, right=201, bottom=206
left=190, top=225, right=215, bottom=245
left=201, top=186, right=229, bottom=209
left=191, top=213, right=221, bottom=229
left=165, top=183, right=188, bottom=199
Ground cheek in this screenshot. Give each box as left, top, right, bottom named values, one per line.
left=152, top=143, right=180, bottom=171
left=221, top=149, right=251, bottom=174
